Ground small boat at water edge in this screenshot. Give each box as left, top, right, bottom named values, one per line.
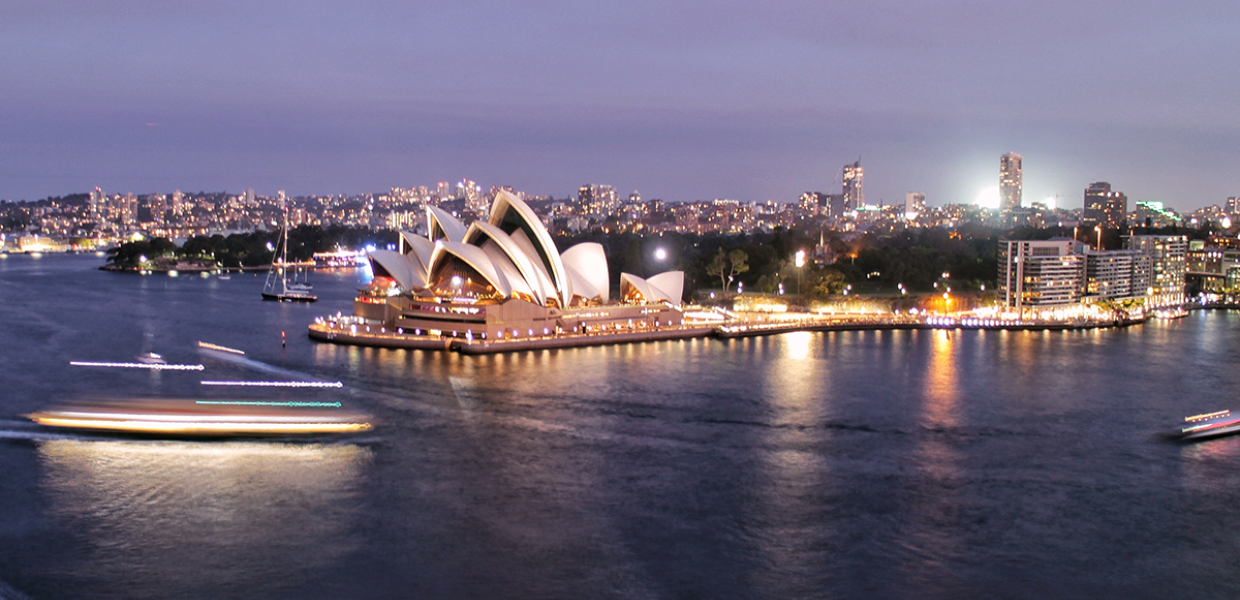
left=1170, top=410, right=1240, bottom=441
left=261, top=195, right=318, bottom=302
left=135, top=352, right=167, bottom=365
left=261, top=289, right=317, bottom=302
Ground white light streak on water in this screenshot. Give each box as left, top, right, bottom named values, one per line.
left=69, top=361, right=204, bottom=371
left=200, top=380, right=343, bottom=388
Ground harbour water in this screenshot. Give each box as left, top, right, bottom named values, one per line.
left=2, top=253, right=1240, bottom=599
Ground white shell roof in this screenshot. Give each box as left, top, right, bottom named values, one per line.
left=480, top=239, right=536, bottom=301
left=620, top=271, right=684, bottom=305
left=368, top=250, right=428, bottom=291
left=489, top=189, right=569, bottom=306
left=560, top=242, right=610, bottom=303
left=464, top=221, right=558, bottom=305
left=429, top=241, right=512, bottom=297
left=647, top=271, right=684, bottom=305
left=399, top=231, right=436, bottom=276
left=563, top=264, right=601, bottom=303
left=427, top=206, right=468, bottom=243
left=386, top=191, right=685, bottom=308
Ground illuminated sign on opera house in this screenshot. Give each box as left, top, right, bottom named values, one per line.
left=315, top=190, right=687, bottom=346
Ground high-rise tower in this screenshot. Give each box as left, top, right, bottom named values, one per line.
left=842, top=161, right=864, bottom=211
left=89, top=187, right=104, bottom=226
left=999, top=152, right=1023, bottom=214
left=1084, top=182, right=1127, bottom=229
left=905, top=192, right=926, bottom=217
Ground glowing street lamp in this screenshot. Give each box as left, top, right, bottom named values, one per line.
left=795, top=249, right=805, bottom=294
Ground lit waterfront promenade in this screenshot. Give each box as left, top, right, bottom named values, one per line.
left=307, top=307, right=1168, bottom=354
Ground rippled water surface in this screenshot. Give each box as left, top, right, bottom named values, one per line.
left=2, top=254, right=1240, bottom=599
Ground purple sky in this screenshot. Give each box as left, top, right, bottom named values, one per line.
left=3, top=1, right=1238, bottom=211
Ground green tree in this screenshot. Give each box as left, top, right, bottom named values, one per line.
left=706, top=248, right=728, bottom=290
left=704, top=248, right=750, bottom=292
left=807, top=268, right=847, bottom=299
left=727, top=249, right=750, bottom=289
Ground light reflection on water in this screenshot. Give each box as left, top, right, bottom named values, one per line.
left=896, top=330, right=964, bottom=588
left=10, top=257, right=1240, bottom=598
left=38, top=440, right=371, bottom=599
left=749, top=331, right=835, bottom=597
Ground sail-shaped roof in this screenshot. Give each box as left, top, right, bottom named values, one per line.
left=428, top=241, right=512, bottom=299
left=646, top=271, right=684, bottom=305
left=560, top=242, right=610, bottom=303
left=388, top=191, right=683, bottom=309
left=399, top=231, right=436, bottom=275
left=488, top=189, right=568, bottom=306
left=619, top=271, right=684, bottom=305
left=463, top=221, right=557, bottom=306
left=427, top=206, right=468, bottom=243
left=368, top=249, right=428, bottom=291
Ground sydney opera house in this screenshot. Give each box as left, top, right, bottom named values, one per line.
left=311, top=190, right=690, bottom=349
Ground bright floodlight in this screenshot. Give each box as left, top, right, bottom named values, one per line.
left=795, top=250, right=805, bottom=268
left=975, top=186, right=1001, bottom=209
left=654, top=248, right=667, bottom=261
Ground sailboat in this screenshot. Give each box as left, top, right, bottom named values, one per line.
left=262, top=194, right=317, bottom=302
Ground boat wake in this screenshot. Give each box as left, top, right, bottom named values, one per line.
left=197, top=346, right=336, bottom=384
left=0, top=577, right=32, bottom=600
left=0, top=419, right=104, bottom=443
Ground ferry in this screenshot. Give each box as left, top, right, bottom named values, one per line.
left=1174, top=410, right=1240, bottom=441
left=135, top=352, right=167, bottom=365
left=27, top=398, right=372, bottom=437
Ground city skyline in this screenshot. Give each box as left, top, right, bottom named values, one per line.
left=3, top=2, right=1239, bottom=210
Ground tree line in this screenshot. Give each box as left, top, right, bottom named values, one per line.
left=555, top=226, right=1005, bottom=301
left=106, top=226, right=397, bottom=268
left=111, top=223, right=1189, bottom=301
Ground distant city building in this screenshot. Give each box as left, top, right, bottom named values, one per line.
left=1227, top=196, right=1240, bottom=216
left=1125, top=235, right=1187, bottom=306
left=146, top=193, right=167, bottom=225
left=89, top=187, right=104, bottom=227
left=459, top=180, right=485, bottom=215
left=1135, top=201, right=1180, bottom=228
left=905, top=192, right=926, bottom=218
left=798, top=192, right=820, bottom=215
left=1083, top=249, right=1151, bottom=301
left=999, top=153, right=1023, bottom=214
left=577, top=184, right=617, bottom=216
left=842, top=161, right=864, bottom=212
left=1186, top=245, right=1240, bottom=293
left=822, top=194, right=847, bottom=218
left=119, top=193, right=138, bottom=228
left=999, top=238, right=1085, bottom=311
left=1083, top=182, right=1127, bottom=229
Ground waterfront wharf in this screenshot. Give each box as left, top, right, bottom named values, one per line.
left=308, top=312, right=1161, bottom=354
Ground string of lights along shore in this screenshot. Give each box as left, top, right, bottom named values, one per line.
left=2, top=151, right=1237, bottom=255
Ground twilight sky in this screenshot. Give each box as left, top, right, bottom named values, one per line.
left=3, top=1, right=1238, bottom=211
